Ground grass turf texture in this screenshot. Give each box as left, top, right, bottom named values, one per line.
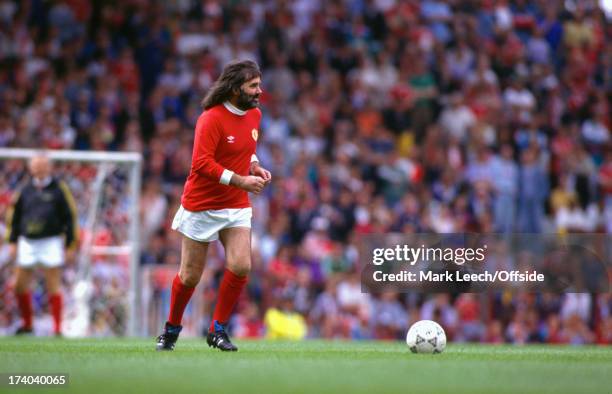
left=0, top=338, right=610, bottom=394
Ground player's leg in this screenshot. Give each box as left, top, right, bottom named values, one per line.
left=43, top=267, right=63, bottom=336
left=172, top=235, right=209, bottom=322
left=207, top=226, right=250, bottom=351
left=38, top=236, right=67, bottom=336
left=14, top=236, right=38, bottom=334
left=14, top=267, right=34, bottom=334
left=212, top=226, right=251, bottom=327
left=156, top=235, right=209, bottom=351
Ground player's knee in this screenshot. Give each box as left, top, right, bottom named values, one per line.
left=178, top=270, right=201, bottom=288
left=15, top=270, right=32, bottom=292
left=227, top=257, right=251, bottom=277
left=15, top=281, right=29, bottom=293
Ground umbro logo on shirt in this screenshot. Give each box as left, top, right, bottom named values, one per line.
left=227, top=136, right=235, bottom=143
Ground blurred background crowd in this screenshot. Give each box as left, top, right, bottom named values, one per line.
left=0, top=0, right=611, bottom=343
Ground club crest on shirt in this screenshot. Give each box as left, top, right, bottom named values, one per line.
left=227, top=135, right=235, bottom=143
left=252, top=129, right=259, bottom=141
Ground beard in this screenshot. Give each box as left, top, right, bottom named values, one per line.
left=235, top=88, right=260, bottom=110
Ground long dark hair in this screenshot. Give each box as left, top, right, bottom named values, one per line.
left=201, top=60, right=261, bottom=109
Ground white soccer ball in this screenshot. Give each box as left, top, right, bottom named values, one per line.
left=406, top=320, right=446, bottom=354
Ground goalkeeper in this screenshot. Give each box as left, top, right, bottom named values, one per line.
left=6, top=154, right=78, bottom=336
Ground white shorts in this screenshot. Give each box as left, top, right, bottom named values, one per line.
left=171, top=205, right=252, bottom=243
left=17, top=236, right=65, bottom=268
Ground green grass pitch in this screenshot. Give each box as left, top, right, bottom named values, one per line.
left=0, top=338, right=610, bottom=394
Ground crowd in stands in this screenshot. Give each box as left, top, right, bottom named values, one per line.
left=0, top=0, right=610, bottom=343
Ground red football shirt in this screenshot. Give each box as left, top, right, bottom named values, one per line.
left=181, top=103, right=261, bottom=211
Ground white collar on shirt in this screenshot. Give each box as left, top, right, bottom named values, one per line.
left=33, top=176, right=52, bottom=188
left=223, top=101, right=247, bottom=116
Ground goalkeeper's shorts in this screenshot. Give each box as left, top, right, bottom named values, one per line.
left=171, top=205, right=252, bottom=243
left=17, top=235, right=65, bottom=268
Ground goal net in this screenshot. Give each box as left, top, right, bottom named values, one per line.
left=0, top=148, right=142, bottom=337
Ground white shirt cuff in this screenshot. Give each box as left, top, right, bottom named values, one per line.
left=251, top=154, right=259, bottom=163
left=219, top=169, right=234, bottom=185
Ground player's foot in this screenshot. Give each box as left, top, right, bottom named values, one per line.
left=15, top=326, right=33, bottom=336
left=156, top=322, right=182, bottom=351
left=206, top=321, right=238, bottom=352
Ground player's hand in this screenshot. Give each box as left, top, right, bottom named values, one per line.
left=65, top=248, right=77, bottom=265
left=238, top=175, right=266, bottom=194
left=251, top=165, right=272, bottom=185
left=8, top=243, right=17, bottom=263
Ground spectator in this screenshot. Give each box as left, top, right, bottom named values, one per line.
left=517, top=148, right=547, bottom=232
left=264, top=288, right=307, bottom=340
left=492, top=144, right=519, bottom=233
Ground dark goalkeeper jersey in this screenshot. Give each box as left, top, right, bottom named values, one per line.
left=5, top=177, right=78, bottom=248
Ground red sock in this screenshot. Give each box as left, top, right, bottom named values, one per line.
left=16, top=292, right=33, bottom=329
left=49, top=293, right=62, bottom=335
left=167, top=274, right=195, bottom=326
left=209, top=268, right=248, bottom=331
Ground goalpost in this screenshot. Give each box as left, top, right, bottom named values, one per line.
left=0, top=148, right=142, bottom=337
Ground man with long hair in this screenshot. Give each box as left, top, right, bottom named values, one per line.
left=156, top=60, right=271, bottom=351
